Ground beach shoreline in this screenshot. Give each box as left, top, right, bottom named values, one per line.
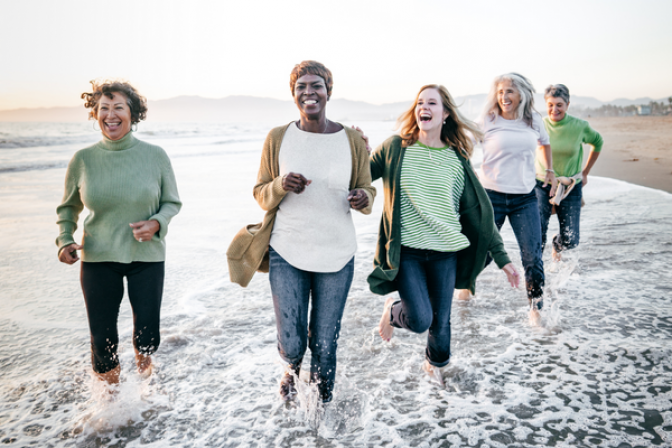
left=584, top=116, right=672, bottom=193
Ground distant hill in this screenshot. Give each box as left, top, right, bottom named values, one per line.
left=1, top=94, right=669, bottom=122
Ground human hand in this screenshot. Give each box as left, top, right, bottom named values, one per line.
left=347, top=189, right=369, bottom=210
left=58, top=243, right=82, bottom=265
left=351, top=126, right=371, bottom=154
left=282, top=172, right=312, bottom=194
left=543, top=171, right=558, bottom=197
left=582, top=170, right=589, bottom=186
left=502, top=263, right=520, bottom=288
left=130, top=220, right=160, bottom=242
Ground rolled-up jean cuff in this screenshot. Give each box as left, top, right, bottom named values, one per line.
left=426, top=348, right=450, bottom=368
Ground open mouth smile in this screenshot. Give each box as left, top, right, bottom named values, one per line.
left=419, top=113, right=432, bottom=122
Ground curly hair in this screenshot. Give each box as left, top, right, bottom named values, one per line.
left=81, top=80, right=148, bottom=124
left=397, top=84, right=483, bottom=159
left=289, top=61, right=334, bottom=99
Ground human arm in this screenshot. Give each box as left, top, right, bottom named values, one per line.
left=581, top=150, right=601, bottom=186
left=145, top=152, right=182, bottom=240
left=56, top=156, right=84, bottom=258
left=539, top=144, right=558, bottom=196
left=581, top=125, right=603, bottom=186
left=252, top=129, right=290, bottom=211
left=349, top=128, right=376, bottom=214
left=351, top=126, right=371, bottom=153
left=502, top=263, right=520, bottom=288
left=369, top=142, right=386, bottom=182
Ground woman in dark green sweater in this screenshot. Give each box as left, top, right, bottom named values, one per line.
left=56, top=80, right=181, bottom=386
left=369, top=84, right=519, bottom=385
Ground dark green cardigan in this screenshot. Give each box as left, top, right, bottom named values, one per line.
left=367, top=135, right=511, bottom=295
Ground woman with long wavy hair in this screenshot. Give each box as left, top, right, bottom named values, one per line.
left=368, top=84, right=518, bottom=385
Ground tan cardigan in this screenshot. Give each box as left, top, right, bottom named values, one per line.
left=227, top=122, right=375, bottom=287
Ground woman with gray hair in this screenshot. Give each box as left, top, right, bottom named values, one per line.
left=535, top=84, right=603, bottom=261
left=463, top=73, right=556, bottom=323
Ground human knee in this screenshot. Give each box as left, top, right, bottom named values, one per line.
left=406, top=313, right=433, bottom=334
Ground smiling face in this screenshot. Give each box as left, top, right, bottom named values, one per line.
left=497, top=80, right=521, bottom=119
left=97, top=92, right=132, bottom=140
left=293, top=74, right=329, bottom=118
left=546, top=96, right=569, bottom=122
left=414, top=88, right=448, bottom=134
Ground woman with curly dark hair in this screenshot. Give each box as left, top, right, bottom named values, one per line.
left=56, top=80, right=181, bottom=386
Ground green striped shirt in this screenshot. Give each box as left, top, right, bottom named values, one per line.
left=400, top=142, right=470, bottom=252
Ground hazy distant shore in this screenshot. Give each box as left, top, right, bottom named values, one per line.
left=586, top=116, right=672, bottom=193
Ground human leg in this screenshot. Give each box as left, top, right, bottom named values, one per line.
left=554, top=182, right=582, bottom=254
left=126, top=262, right=164, bottom=376
left=269, top=247, right=311, bottom=369
left=424, top=252, right=457, bottom=368
left=308, top=257, right=354, bottom=402
left=507, top=191, right=545, bottom=307
left=80, top=262, right=125, bottom=382
left=482, top=189, right=509, bottom=269
left=392, top=247, right=434, bottom=334
left=535, top=180, right=554, bottom=252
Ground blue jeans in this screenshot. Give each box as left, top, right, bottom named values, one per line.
left=485, top=189, right=545, bottom=302
left=535, top=180, right=582, bottom=253
left=268, top=247, right=354, bottom=402
left=392, top=246, right=457, bottom=367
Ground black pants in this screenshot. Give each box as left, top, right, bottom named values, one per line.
left=80, top=261, right=164, bottom=374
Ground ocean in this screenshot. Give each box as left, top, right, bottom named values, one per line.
left=1, top=121, right=671, bottom=447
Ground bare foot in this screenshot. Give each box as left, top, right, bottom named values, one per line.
left=456, top=289, right=471, bottom=301
left=96, top=365, right=121, bottom=385
left=279, top=371, right=297, bottom=402
left=551, top=246, right=562, bottom=262
left=378, top=295, right=397, bottom=342
left=423, top=360, right=445, bottom=387
left=529, top=306, right=541, bottom=327
left=136, top=353, right=153, bottom=379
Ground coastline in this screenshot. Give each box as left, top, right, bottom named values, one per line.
left=583, top=116, right=672, bottom=193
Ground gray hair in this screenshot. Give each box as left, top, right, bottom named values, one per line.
left=483, top=72, right=537, bottom=127
left=544, top=84, right=570, bottom=104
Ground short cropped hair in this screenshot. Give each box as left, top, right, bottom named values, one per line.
left=81, top=80, right=148, bottom=124
left=544, top=84, right=570, bottom=103
left=289, top=61, right=334, bottom=99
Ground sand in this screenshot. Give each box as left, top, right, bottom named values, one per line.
left=584, top=116, right=672, bottom=193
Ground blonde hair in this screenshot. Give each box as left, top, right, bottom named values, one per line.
left=483, top=72, right=536, bottom=127
left=397, top=84, right=482, bottom=159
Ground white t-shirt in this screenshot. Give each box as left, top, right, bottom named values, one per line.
left=270, top=124, right=356, bottom=272
left=477, top=112, right=549, bottom=194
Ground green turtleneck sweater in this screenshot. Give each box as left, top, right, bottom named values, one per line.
left=536, top=114, right=603, bottom=182
left=56, top=132, right=182, bottom=263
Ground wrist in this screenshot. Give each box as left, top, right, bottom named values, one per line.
left=545, top=169, right=555, bottom=174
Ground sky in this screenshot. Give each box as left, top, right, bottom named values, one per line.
left=1, top=0, right=671, bottom=110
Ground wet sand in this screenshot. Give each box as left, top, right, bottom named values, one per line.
left=585, top=116, right=672, bottom=193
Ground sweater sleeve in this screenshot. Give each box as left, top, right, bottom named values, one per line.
left=55, top=155, right=84, bottom=251
left=348, top=129, right=376, bottom=215
left=148, top=151, right=182, bottom=241
left=252, top=128, right=288, bottom=211
left=583, top=122, right=604, bottom=152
